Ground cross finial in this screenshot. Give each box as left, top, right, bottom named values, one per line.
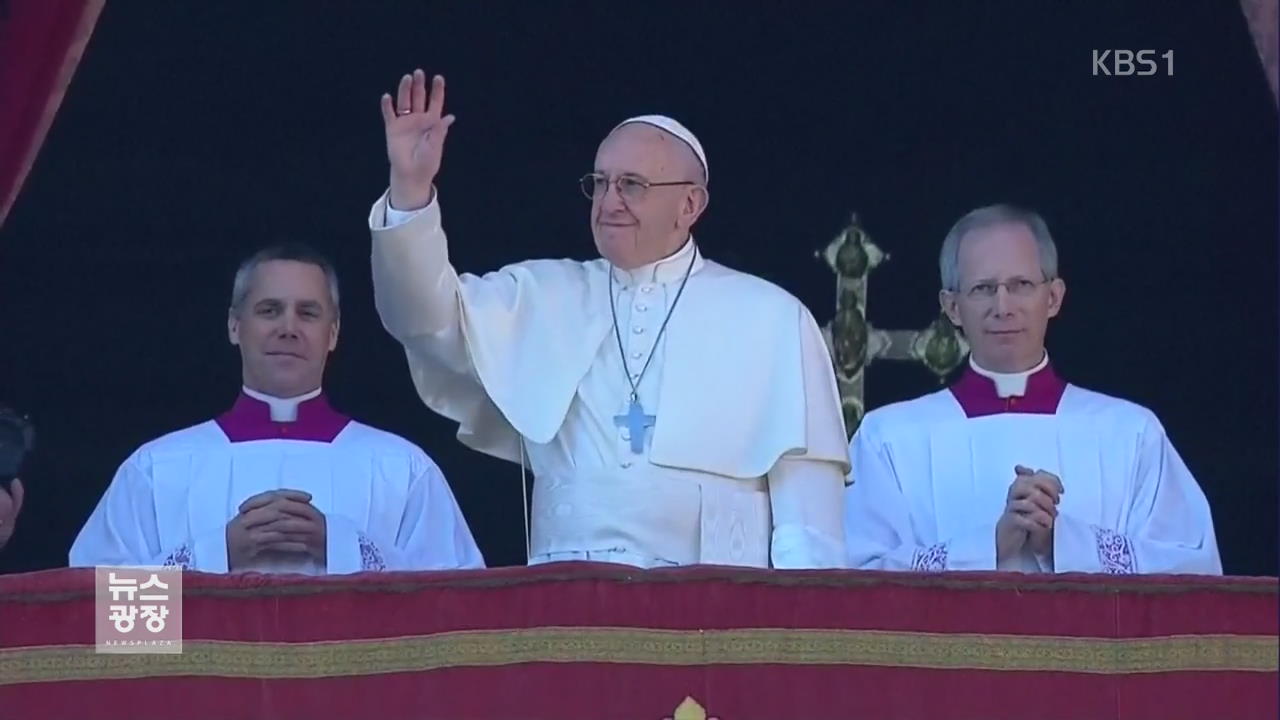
left=817, top=213, right=968, bottom=437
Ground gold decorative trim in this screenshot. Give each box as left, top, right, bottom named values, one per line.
left=2, top=627, right=1275, bottom=685
left=4, top=567, right=1275, bottom=605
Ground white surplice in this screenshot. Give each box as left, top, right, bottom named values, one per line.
left=844, top=358, right=1222, bottom=575
left=69, top=390, right=485, bottom=574
left=369, top=191, right=850, bottom=569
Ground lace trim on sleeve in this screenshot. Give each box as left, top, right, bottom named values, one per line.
left=911, top=543, right=948, bottom=572
left=1093, top=526, right=1136, bottom=574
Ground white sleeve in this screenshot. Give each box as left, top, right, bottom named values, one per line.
left=844, top=425, right=998, bottom=571
left=369, top=188, right=529, bottom=465
left=767, top=457, right=846, bottom=568
left=328, top=456, right=485, bottom=573
left=381, top=198, right=431, bottom=229
left=370, top=189, right=469, bottom=344
left=1054, top=417, right=1223, bottom=575
left=69, top=453, right=221, bottom=571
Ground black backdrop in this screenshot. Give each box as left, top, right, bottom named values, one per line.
left=1, top=1, right=1275, bottom=575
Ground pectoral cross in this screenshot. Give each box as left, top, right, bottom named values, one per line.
left=613, top=397, right=656, bottom=454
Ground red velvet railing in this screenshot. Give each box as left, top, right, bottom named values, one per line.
left=1, top=564, right=1275, bottom=720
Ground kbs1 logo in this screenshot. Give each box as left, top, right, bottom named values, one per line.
left=1092, top=50, right=1174, bottom=76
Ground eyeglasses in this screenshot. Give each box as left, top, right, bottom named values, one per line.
left=579, top=173, right=696, bottom=202
left=961, top=278, right=1051, bottom=300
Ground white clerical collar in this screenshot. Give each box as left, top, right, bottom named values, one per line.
left=970, top=353, right=1049, bottom=398
left=611, top=237, right=704, bottom=288
left=242, top=386, right=323, bottom=422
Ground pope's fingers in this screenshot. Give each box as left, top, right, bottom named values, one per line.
left=411, top=69, right=427, bottom=113
left=380, top=93, right=396, bottom=124
left=396, top=73, right=412, bottom=115
left=431, top=114, right=457, bottom=146
left=425, top=74, right=446, bottom=120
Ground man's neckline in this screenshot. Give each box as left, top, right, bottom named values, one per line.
left=610, top=237, right=704, bottom=287
left=216, top=389, right=350, bottom=443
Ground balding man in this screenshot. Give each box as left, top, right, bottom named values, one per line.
left=367, top=70, right=848, bottom=569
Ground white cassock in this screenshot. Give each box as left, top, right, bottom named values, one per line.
left=368, top=192, right=850, bottom=569
left=69, top=388, right=485, bottom=573
left=844, top=355, right=1222, bottom=575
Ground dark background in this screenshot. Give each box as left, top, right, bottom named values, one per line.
left=0, top=1, right=1275, bottom=575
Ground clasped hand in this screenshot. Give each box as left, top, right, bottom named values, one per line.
left=226, top=489, right=326, bottom=570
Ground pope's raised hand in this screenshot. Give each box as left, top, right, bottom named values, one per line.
left=380, top=69, right=456, bottom=211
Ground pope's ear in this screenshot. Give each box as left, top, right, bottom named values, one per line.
left=682, top=186, right=708, bottom=226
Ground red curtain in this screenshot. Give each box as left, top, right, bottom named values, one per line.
left=0, top=0, right=103, bottom=228
left=2, top=565, right=1276, bottom=720
left=1240, top=0, right=1279, bottom=104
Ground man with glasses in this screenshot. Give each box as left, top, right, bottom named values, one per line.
left=366, top=70, right=849, bottom=569
left=843, top=204, right=1221, bottom=574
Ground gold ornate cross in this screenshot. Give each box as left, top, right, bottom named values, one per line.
left=817, top=213, right=969, bottom=437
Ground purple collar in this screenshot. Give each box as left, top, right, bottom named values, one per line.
left=215, top=392, right=351, bottom=443
left=949, top=364, right=1068, bottom=418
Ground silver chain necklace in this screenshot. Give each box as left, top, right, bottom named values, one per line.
left=608, top=245, right=698, bottom=454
